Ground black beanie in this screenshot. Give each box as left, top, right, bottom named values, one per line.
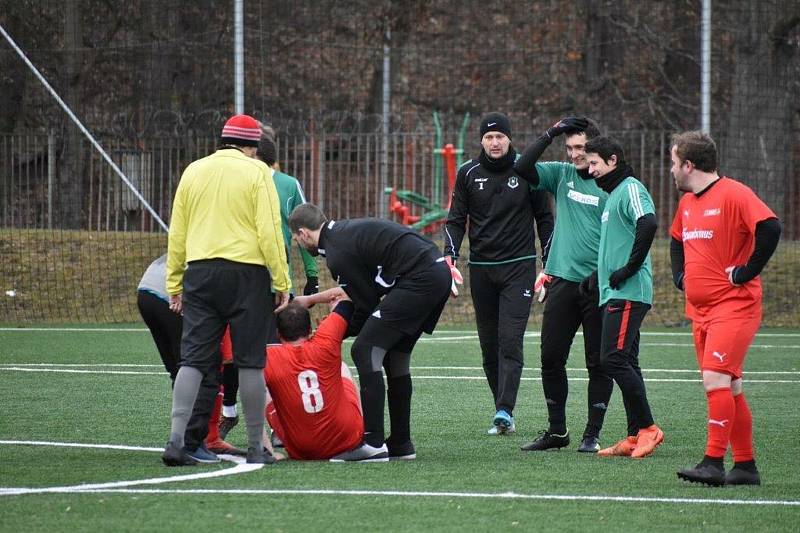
left=479, top=112, right=512, bottom=139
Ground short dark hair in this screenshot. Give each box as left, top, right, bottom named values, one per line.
left=671, top=131, right=718, bottom=172
left=276, top=302, right=312, bottom=342
left=565, top=117, right=601, bottom=140
left=585, top=136, right=625, bottom=164
left=288, top=204, right=327, bottom=233
left=259, top=137, right=278, bottom=166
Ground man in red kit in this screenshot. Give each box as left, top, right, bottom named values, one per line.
left=264, top=289, right=368, bottom=460
left=669, top=131, right=781, bottom=487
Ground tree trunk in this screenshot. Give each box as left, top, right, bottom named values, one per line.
left=60, top=0, right=85, bottom=229
left=720, top=1, right=799, bottom=231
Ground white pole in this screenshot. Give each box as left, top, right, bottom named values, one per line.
left=0, top=23, right=169, bottom=232
left=700, top=0, right=711, bottom=134
left=234, top=0, right=244, bottom=114
left=380, top=25, right=391, bottom=218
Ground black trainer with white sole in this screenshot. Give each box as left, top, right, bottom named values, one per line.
left=329, top=443, right=389, bottom=462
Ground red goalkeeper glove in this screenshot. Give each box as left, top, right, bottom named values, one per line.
left=534, top=272, right=553, bottom=302
left=444, top=256, right=463, bottom=298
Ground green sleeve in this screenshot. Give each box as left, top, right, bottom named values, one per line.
left=287, top=180, right=319, bottom=278
left=623, top=180, right=656, bottom=222
left=533, top=162, right=567, bottom=194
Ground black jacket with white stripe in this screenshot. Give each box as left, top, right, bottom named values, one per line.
left=318, top=218, right=441, bottom=313
left=443, top=151, right=553, bottom=265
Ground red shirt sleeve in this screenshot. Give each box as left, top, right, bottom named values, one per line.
left=670, top=196, right=686, bottom=240
left=731, top=180, right=776, bottom=233
left=308, top=312, right=348, bottom=364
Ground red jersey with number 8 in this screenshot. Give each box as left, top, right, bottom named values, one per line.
left=670, top=177, right=775, bottom=320
left=263, top=312, right=363, bottom=460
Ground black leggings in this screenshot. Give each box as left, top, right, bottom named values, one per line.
left=137, top=291, right=181, bottom=381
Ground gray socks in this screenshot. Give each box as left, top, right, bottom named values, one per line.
left=168, top=366, right=203, bottom=449
left=238, top=367, right=266, bottom=451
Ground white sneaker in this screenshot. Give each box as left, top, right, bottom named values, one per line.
left=329, top=442, right=389, bottom=462
left=487, top=421, right=516, bottom=435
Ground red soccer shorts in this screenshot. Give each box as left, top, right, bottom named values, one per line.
left=692, top=313, right=760, bottom=379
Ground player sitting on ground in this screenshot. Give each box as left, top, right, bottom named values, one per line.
left=264, top=289, right=366, bottom=460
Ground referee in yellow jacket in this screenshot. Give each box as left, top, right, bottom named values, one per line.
left=162, top=114, right=291, bottom=466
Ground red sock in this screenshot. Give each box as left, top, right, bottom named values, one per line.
left=730, top=393, right=755, bottom=462
left=205, top=392, right=223, bottom=444
left=705, top=387, right=734, bottom=458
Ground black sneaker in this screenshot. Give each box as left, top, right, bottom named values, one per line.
left=329, top=442, right=389, bottom=462
left=184, top=444, right=221, bottom=464
left=677, top=462, right=725, bottom=487
left=162, top=441, right=198, bottom=467
left=521, top=430, right=570, bottom=451
left=725, top=466, right=761, bottom=486
left=577, top=435, right=600, bottom=453
left=246, top=446, right=277, bottom=465
left=218, top=415, right=239, bottom=440
left=386, top=439, right=416, bottom=461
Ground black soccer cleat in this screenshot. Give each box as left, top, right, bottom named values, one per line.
left=386, top=438, right=416, bottom=461
left=577, top=435, right=601, bottom=453
left=677, top=462, right=725, bottom=487
left=246, top=446, right=277, bottom=465
left=521, top=430, right=570, bottom=451
left=725, top=466, right=761, bottom=486
left=218, top=415, right=239, bottom=441
left=162, top=441, right=198, bottom=467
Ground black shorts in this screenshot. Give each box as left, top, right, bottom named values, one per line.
left=358, top=259, right=451, bottom=341
left=180, top=259, right=273, bottom=369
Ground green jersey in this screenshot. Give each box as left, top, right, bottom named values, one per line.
left=273, top=170, right=319, bottom=288
left=534, top=162, right=607, bottom=282
left=598, top=176, right=654, bottom=306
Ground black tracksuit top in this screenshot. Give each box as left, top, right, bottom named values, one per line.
left=443, top=158, right=554, bottom=265
left=318, top=218, right=441, bottom=312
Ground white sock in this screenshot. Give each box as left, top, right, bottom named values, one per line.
left=222, top=404, right=237, bottom=418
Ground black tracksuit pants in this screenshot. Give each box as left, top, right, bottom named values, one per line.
left=469, top=259, right=535, bottom=415
left=540, top=277, right=613, bottom=438
left=600, top=299, right=655, bottom=435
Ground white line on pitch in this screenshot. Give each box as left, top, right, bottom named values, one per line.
left=2, top=328, right=799, bottom=338
left=0, top=440, right=261, bottom=497
left=9, top=487, right=797, bottom=507
left=1, top=367, right=798, bottom=383
left=411, top=376, right=800, bottom=384
left=4, top=364, right=799, bottom=376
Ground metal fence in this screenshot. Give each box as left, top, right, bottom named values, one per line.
left=1, top=126, right=798, bottom=326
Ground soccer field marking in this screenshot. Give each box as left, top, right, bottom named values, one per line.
left=2, top=327, right=800, bottom=338
left=3, top=487, right=797, bottom=508
left=3, top=363, right=799, bottom=375
left=1, top=365, right=798, bottom=383
left=0, top=440, right=262, bottom=497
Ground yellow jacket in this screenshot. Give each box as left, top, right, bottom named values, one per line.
left=166, top=149, right=291, bottom=294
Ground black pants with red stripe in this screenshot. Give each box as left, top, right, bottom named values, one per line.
left=600, top=299, right=654, bottom=435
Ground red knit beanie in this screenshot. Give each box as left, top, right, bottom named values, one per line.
left=220, top=114, right=261, bottom=147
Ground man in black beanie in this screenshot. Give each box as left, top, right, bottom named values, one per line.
left=443, top=112, right=553, bottom=435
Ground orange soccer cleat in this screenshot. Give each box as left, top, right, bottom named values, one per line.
left=597, top=435, right=638, bottom=457
left=631, top=425, right=664, bottom=459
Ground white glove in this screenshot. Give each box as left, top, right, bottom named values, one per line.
left=444, top=256, right=463, bottom=298
left=534, top=272, right=553, bottom=303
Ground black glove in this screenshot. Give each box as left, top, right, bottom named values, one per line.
left=578, top=271, right=598, bottom=298
left=546, top=117, right=589, bottom=140
left=303, top=276, right=319, bottom=296
left=728, top=265, right=756, bottom=285
left=608, top=266, right=634, bottom=290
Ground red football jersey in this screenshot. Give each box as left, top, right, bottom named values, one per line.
left=264, top=312, right=362, bottom=460
left=670, top=177, right=776, bottom=320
